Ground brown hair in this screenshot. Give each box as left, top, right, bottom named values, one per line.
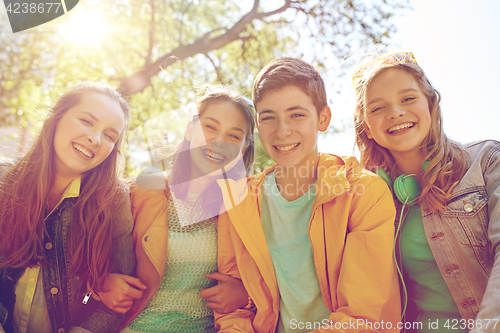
left=0, top=82, right=130, bottom=291
left=252, top=57, right=327, bottom=114
left=353, top=58, right=468, bottom=212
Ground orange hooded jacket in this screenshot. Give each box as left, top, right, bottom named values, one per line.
left=214, top=153, right=401, bottom=332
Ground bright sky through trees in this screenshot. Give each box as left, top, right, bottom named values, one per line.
left=321, top=0, right=500, bottom=156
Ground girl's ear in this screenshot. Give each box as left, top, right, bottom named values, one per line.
left=318, top=106, right=332, bottom=132
left=362, top=122, right=373, bottom=139
left=241, top=144, right=249, bottom=157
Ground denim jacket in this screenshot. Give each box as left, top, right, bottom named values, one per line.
left=395, top=140, right=500, bottom=331
left=0, top=184, right=135, bottom=333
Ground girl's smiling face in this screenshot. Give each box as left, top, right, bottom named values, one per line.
left=187, top=99, right=249, bottom=178
left=363, top=68, right=432, bottom=159
left=53, top=92, right=125, bottom=180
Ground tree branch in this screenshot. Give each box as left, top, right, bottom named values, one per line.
left=253, top=0, right=292, bottom=19
left=204, top=53, right=224, bottom=84
left=118, top=0, right=294, bottom=95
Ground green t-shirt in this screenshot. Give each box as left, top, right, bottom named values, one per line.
left=401, top=205, right=465, bottom=333
left=123, top=193, right=217, bottom=333
left=261, top=171, right=330, bottom=333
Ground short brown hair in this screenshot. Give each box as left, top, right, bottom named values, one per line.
left=252, top=57, right=327, bottom=114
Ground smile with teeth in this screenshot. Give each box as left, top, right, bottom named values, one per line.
left=274, top=143, right=299, bottom=151
left=204, top=149, right=225, bottom=163
left=388, top=122, right=414, bottom=134
left=73, top=143, right=94, bottom=158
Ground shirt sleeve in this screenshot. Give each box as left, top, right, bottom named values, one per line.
left=73, top=185, right=135, bottom=332
left=471, top=143, right=500, bottom=332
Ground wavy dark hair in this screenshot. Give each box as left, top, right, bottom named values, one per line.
left=0, top=82, right=130, bottom=291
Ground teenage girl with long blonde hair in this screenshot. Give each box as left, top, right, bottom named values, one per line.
left=353, top=53, right=500, bottom=332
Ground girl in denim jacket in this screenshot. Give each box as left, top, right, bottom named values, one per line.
left=353, top=53, right=500, bottom=332
left=0, top=82, right=135, bottom=332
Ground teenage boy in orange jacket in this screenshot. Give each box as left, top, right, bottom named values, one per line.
left=214, top=57, right=401, bottom=333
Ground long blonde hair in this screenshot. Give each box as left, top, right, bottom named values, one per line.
left=353, top=59, right=468, bottom=212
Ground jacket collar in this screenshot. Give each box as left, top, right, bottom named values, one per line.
left=246, top=152, right=357, bottom=202
left=216, top=152, right=360, bottom=304
left=218, top=152, right=359, bottom=221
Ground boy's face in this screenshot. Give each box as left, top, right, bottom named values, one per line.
left=255, top=85, right=331, bottom=171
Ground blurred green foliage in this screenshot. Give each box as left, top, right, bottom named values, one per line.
left=0, top=0, right=408, bottom=175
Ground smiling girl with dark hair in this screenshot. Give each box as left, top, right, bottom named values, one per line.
left=101, top=86, right=255, bottom=333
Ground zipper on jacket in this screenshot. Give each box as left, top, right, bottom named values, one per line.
left=82, top=290, right=93, bottom=304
